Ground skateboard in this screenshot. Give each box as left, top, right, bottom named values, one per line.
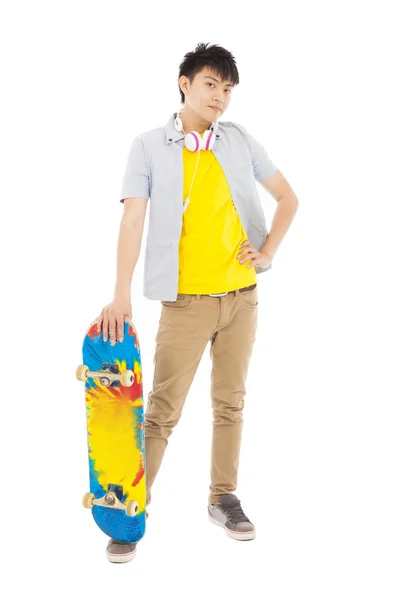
left=76, top=316, right=146, bottom=543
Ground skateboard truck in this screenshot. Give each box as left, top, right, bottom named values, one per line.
left=76, top=363, right=134, bottom=387
left=82, top=484, right=139, bottom=516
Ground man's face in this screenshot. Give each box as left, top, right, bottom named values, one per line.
left=181, top=67, right=234, bottom=121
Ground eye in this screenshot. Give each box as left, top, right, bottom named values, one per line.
left=207, top=82, right=231, bottom=94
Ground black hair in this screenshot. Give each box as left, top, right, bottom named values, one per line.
left=178, top=42, right=240, bottom=104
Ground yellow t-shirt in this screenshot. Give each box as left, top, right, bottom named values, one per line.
left=178, top=136, right=258, bottom=294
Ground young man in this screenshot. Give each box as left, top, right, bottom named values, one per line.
left=97, top=43, right=299, bottom=563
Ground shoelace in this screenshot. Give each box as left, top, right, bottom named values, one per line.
left=220, top=501, right=250, bottom=524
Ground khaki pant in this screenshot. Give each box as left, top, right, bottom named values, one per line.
left=144, top=285, right=258, bottom=506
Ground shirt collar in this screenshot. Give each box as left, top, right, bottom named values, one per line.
left=164, top=111, right=221, bottom=144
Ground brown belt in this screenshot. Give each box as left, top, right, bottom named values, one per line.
left=207, top=283, right=257, bottom=297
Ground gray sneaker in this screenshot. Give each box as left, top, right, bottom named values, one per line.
left=106, top=539, right=137, bottom=563
left=105, top=510, right=148, bottom=563
left=208, top=493, right=256, bottom=540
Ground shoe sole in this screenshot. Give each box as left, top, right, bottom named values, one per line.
left=208, top=513, right=256, bottom=541
left=106, top=548, right=137, bottom=563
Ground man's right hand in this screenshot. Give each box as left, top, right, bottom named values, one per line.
left=96, top=298, right=132, bottom=345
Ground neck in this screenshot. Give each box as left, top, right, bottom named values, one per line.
left=179, top=105, right=213, bottom=135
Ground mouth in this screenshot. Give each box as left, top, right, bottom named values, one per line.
left=209, top=106, right=220, bottom=112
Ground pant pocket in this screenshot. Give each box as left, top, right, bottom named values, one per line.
left=161, top=294, right=193, bottom=308
left=241, top=287, right=258, bottom=308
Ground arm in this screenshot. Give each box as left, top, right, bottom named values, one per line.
left=238, top=123, right=299, bottom=259
left=98, top=134, right=150, bottom=343
left=98, top=196, right=147, bottom=342
left=259, top=170, right=299, bottom=259
left=114, top=133, right=150, bottom=297
left=114, top=197, right=148, bottom=300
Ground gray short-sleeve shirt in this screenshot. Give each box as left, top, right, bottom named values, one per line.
left=120, top=112, right=278, bottom=301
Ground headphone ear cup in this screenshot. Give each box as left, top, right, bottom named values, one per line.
left=202, top=130, right=216, bottom=150
left=175, top=116, right=182, bottom=130
left=185, top=131, right=202, bottom=152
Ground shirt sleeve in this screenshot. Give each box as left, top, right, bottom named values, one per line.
left=241, top=126, right=278, bottom=182
left=119, top=135, right=150, bottom=202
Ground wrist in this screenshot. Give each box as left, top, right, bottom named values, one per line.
left=114, top=286, right=131, bottom=301
left=261, top=248, right=275, bottom=260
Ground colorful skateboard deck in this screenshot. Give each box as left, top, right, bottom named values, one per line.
left=77, top=317, right=146, bottom=543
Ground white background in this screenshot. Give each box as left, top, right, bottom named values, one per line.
left=1, top=0, right=399, bottom=598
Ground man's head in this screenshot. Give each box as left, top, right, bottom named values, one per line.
left=177, top=43, right=239, bottom=122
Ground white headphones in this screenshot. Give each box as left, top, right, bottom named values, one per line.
left=174, top=106, right=219, bottom=151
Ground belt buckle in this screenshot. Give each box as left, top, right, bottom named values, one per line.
left=209, top=292, right=229, bottom=297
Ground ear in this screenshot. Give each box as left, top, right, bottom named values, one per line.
left=178, top=75, right=189, bottom=95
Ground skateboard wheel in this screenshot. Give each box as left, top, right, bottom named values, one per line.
left=121, top=370, right=134, bottom=387
left=82, top=492, right=95, bottom=509
left=125, top=500, right=139, bottom=516
left=76, top=365, right=89, bottom=382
